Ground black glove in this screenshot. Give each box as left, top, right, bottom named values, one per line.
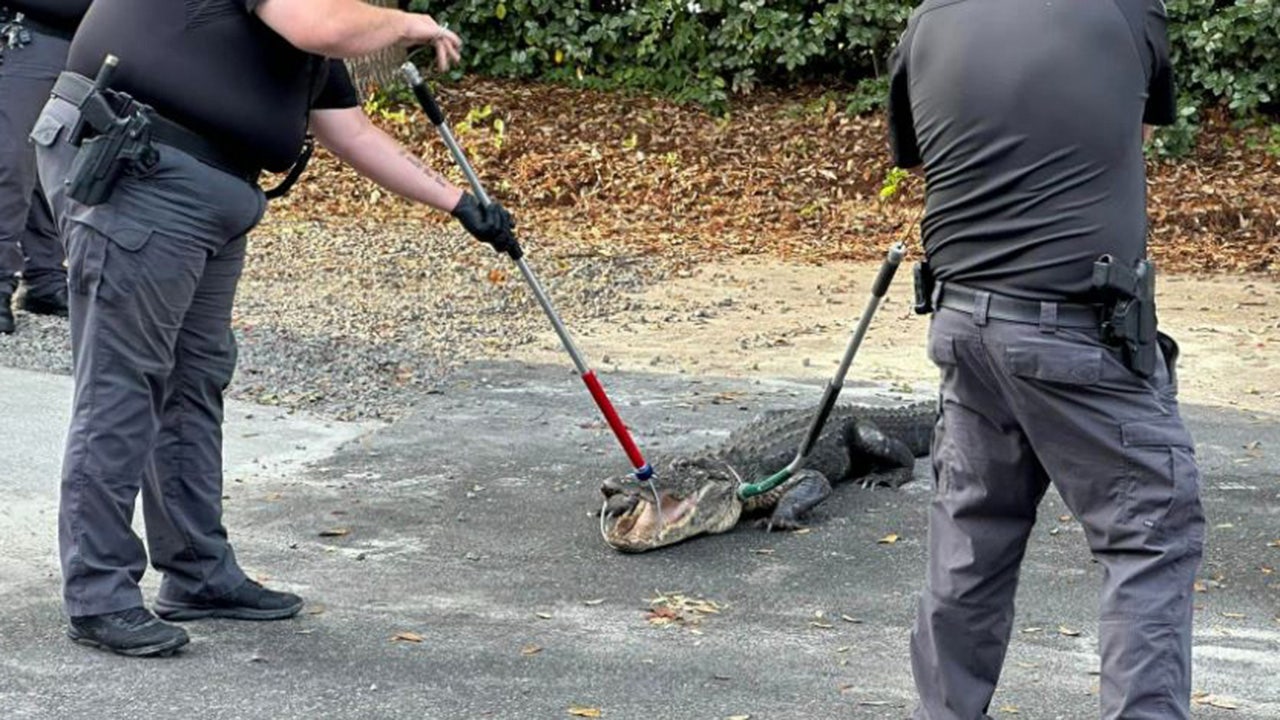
left=451, top=192, right=521, bottom=259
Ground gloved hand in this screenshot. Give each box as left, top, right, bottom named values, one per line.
left=451, top=192, right=521, bottom=259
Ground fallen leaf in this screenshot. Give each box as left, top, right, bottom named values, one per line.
left=792, top=528, right=812, bottom=535
left=521, top=644, right=543, bottom=656
left=877, top=533, right=900, bottom=545
left=726, top=715, right=750, bottom=720
left=999, top=706, right=1019, bottom=714
left=840, top=614, right=862, bottom=624
left=1221, top=612, right=1246, bottom=619
left=1058, top=515, right=1071, bottom=522
left=835, top=646, right=852, bottom=653
left=535, top=612, right=553, bottom=620
left=306, top=605, right=326, bottom=616
left=318, top=528, right=350, bottom=537
left=392, top=631, right=424, bottom=643
left=1194, top=581, right=1208, bottom=592
left=583, top=598, right=606, bottom=606
left=1058, top=626, right=1082, bottom=637
left=1193, top=694, right=1241, bottom=710
left=810, top=621, right=834, bottom=629
left=1268, top=539, right=1280, bottom=548
left=1021, top=627, right=1042, bottom=634
left=568, top=706, right=602, bottom=718
left=858, top=700, right=892, bottom=706
left=752, top=548, right=775, bottom=555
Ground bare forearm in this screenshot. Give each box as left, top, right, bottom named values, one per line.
left=256, top=0, right=422, bottom=58
left=311, top=107, right=463, bottom=213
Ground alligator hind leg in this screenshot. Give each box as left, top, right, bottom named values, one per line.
left=853, top=422, right=919, bottom=489
left=766, top=470, right=832, bottom=531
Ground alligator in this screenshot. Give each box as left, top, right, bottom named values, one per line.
left=599, top=401, right=936, bottom=552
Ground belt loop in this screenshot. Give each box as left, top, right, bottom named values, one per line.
left=1038, top=302, right=1059, bottom=334
left=931, top=280, right=945, bottom=312
left=972, top=290, right=990, bottom=326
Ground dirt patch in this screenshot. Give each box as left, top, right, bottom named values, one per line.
left=510, top=259, right=1280, bottom=414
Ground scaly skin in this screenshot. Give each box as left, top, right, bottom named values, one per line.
left=600, top=401, right=936, bottom=552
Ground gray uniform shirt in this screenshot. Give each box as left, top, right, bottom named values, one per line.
left=888, top=0, right=1176, bottom=302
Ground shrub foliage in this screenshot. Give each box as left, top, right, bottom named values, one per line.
left=410, top=0, right=1277, bottom=143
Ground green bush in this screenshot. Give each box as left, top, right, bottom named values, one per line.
left=410, top=0, right=1278, bottom=141
left=409, top=0, right=912, bottom=110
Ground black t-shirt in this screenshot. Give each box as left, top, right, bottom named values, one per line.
left=887, top=0, right=1176, bottom=302
left=67, top=0, right=360, bottom=172
left=9, top=0, right=92, bottom=31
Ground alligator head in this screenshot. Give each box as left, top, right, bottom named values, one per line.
left=599, top=456, right=743, bottom=552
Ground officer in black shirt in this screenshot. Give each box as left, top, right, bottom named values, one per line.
left=0, top=1, right=85, bottom=332
left=888, top=1, right=1204, bottom=718
left=32, top=0, right=514, bottom=657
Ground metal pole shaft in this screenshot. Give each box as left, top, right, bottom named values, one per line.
left=400, top=63, right=651, bottom=479
left=433, top=115, right=591, bottom=376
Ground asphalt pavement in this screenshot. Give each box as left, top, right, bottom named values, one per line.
left=0, top=361, right=1276, bottom=719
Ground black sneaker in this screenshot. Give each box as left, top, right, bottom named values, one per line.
left=0, top=280, right=15, bottom=334
left=19, top=283, right=68, bottom=317
left=155, top=579, right=304, bottom=621
left=67, top=607, right=190, bottom=657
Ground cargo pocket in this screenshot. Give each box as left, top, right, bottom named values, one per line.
left=64, top=210, right=154, bottom=303
left=1117, top=415, right=1198, bottom=539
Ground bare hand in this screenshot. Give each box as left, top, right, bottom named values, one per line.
left=407, top=14, right=462, bottom=72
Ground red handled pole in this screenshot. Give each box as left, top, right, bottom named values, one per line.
left=401, top=63, right=654, bottom=482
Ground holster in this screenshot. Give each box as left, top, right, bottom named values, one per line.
left=1092, top=255, right=1158, bottom=378
left=65, top=61, right=160, bottom=206
left=913, top=259, right=936, bottom=315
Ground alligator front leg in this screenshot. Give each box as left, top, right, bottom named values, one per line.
left=853, top=421, right=919, bottom=489
left=766, top=470, right=832, bottom=531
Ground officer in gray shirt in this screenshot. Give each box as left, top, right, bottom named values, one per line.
left=888, top=1, right=1204, bottom=718
left=0, top=0, right=85, bottom=332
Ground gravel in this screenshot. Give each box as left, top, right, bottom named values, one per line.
left=0, top=219, right=654, bottom=421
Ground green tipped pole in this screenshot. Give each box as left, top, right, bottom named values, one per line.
left=738, top=241, right=907, bottom=500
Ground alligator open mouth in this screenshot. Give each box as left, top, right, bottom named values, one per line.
left=601, top=488, right=709, bottom=551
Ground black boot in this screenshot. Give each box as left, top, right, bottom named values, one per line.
left=0, top=279, right=16, bottom=334
left=19, top=281, right=68, bottom=317
left=67, top=607, right=190, bottom=657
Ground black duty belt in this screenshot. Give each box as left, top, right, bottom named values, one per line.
left=936, top=282, right=1102, bottom=329
left=51, top=72, right=263, bottom=185
left=18, top=13, right=75, bottom=41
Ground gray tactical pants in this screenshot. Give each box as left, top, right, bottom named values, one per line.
left=33, top=92, right=266, bottom=617
left=911, top=299, right=1205, bottom=720
left=0, top=26, right=68, bottom=289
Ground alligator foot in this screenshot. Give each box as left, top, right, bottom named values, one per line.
left=859, top=466, right=915, bottom=490
left=761, top=514, right=809, bottom=532
left=765, top=470, right=832, bottom=532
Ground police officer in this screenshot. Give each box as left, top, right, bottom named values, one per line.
left=32, top=0, right=515, bottom=657
left=0, top=1, right=82, bottom=333
left=887, top=1, right=1205, bottom=718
